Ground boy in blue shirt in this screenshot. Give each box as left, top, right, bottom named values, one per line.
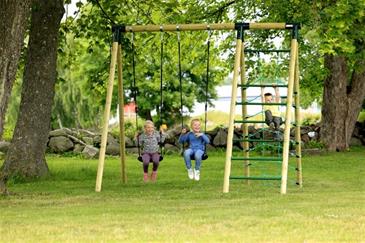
left=179, top=119, right=210, bottom=181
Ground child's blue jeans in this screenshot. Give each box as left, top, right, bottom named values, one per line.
left=183, top=148, right=204, bottom=170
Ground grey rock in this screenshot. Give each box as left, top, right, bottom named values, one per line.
left=213, top=128, right=227, bottom=147
left=49, top=128, right=68, bottom=137
left=106, top=142, right=120, bottom=155
left=73, top=144, right=85, bottom=153
left=48, top=136, right=74, bottom=153
left=82, top=145, right=99, bottom=159
left=83, top=137, right=94, bottom=145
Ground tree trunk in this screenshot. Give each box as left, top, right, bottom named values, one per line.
left=0, top=0, right=32, bottom=141
left=0, top=0, right=64, bottom=193
left=345, top=63, right=365, bottom=146
left=320, top=55, right=365, bottom=151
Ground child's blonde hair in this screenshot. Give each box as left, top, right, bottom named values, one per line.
left=144, top=120, right=154, bottom=128
left=190, top=118, right=201, bottom=126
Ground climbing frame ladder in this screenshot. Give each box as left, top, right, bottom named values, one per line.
left=222, top=23, right=302, bottom=194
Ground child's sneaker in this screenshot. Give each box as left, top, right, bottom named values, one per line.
left=151, top=171, right=157, bottom=182
left=143, top=172, right=149, bottom=182
left=194, top=169, right=200, bottom=181
left=187, top=168, right=194, bottom=180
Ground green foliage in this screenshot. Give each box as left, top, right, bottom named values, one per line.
left=53, top=1, right=231, bottom=129
left=358, top=111, right=365, bottom=122
left=253, top=142, right=283, bottom=153
left=50, top=0, right=364, bottom=131
left=2, top=124, right=13, bottom=142
left=179, top=0, right=364, bottom=110
left=192, top=111, right=228, bottom=130
left=314, top=1, right=365, bottom=57
left=4, top=62, right=24, bottom=138
left=53, top=28, right=108, bottom=129
left=109, top=118, right=144, bottom=139
left=301, top=112, right=321, bottom=125
left=304, top=140, right=325, bottom=149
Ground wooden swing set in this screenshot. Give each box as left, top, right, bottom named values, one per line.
left=95, top=22, right=302, bottom=195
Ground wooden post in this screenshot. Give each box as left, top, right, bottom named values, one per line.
left=294, top=48, right=302, bottom=187
left=240, top=33, right=250, bottom=184
left=280, top=30, right=298, bottom=194
left=95, top=41, right=119, bottom=192
left=117, top=43, right=127, bottom=183
left=223, top=29, right=243, bottom=193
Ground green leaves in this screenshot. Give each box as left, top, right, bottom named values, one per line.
left=53, top=0, right=365, bottom=129
left=242, top=0, right=365, bottom=105
left=75, top=1, right=83, bottom=8
left=54, top=0, right=230, bottom=128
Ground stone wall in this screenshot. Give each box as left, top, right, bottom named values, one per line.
left=1, top=122, right=365, bottom=158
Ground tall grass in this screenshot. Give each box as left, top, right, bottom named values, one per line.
left=1, top=148, right=365, bottom=242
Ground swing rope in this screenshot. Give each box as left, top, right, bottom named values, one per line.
left=132, top=32, right=164, bottom=162
left=131, top=33, right=142, bottom=160
left=202, top=29, right=212, bottom=159
left=177, top=29, right=210, bottom=160
left=158, top=29, right=165, bottom=158
left=204, top=29, right=211, bottom=134
left=177, top=29, right=184, bottom=128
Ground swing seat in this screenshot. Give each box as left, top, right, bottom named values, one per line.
left=138, top=155, right=163, bottom=163
left=189, top=153, right=208, bottom=161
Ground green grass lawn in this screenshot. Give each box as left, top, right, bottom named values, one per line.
left=1, top=148, right=365, bottom=242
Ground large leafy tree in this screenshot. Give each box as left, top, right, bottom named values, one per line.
left=315, top=2, right=365, bottom=151
left=0, top=0, right=65, bottom=193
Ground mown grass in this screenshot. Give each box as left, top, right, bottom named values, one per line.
left=1, top=148, right=365, bottom=242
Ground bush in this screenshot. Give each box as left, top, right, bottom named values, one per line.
left=301, top=112, right=321, bottom=125
left=304, top=140, right=325, bottom=149
left=192, top=111, right=229, bottom=130
left=254, top=143, right=283, bottom=153
left=192, top=111, right=265, bottom=131
left=109, top=118, right=144, bottom=139
left=3, top=124, right=13, bottom=141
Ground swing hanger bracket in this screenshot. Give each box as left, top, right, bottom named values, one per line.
left=111, top=24, right=125, bottom=42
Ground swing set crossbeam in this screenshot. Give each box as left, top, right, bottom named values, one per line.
left=118, top=23, right=297, bottom=33
left=244, top=49, right=291, bottom=53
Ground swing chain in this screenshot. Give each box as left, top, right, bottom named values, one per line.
left=207, top=25, right=212, bottom=43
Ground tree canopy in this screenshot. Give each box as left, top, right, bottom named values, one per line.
left=55, top=0, right=234, bottom=128
left=4, top=0, right=365, bottom=148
